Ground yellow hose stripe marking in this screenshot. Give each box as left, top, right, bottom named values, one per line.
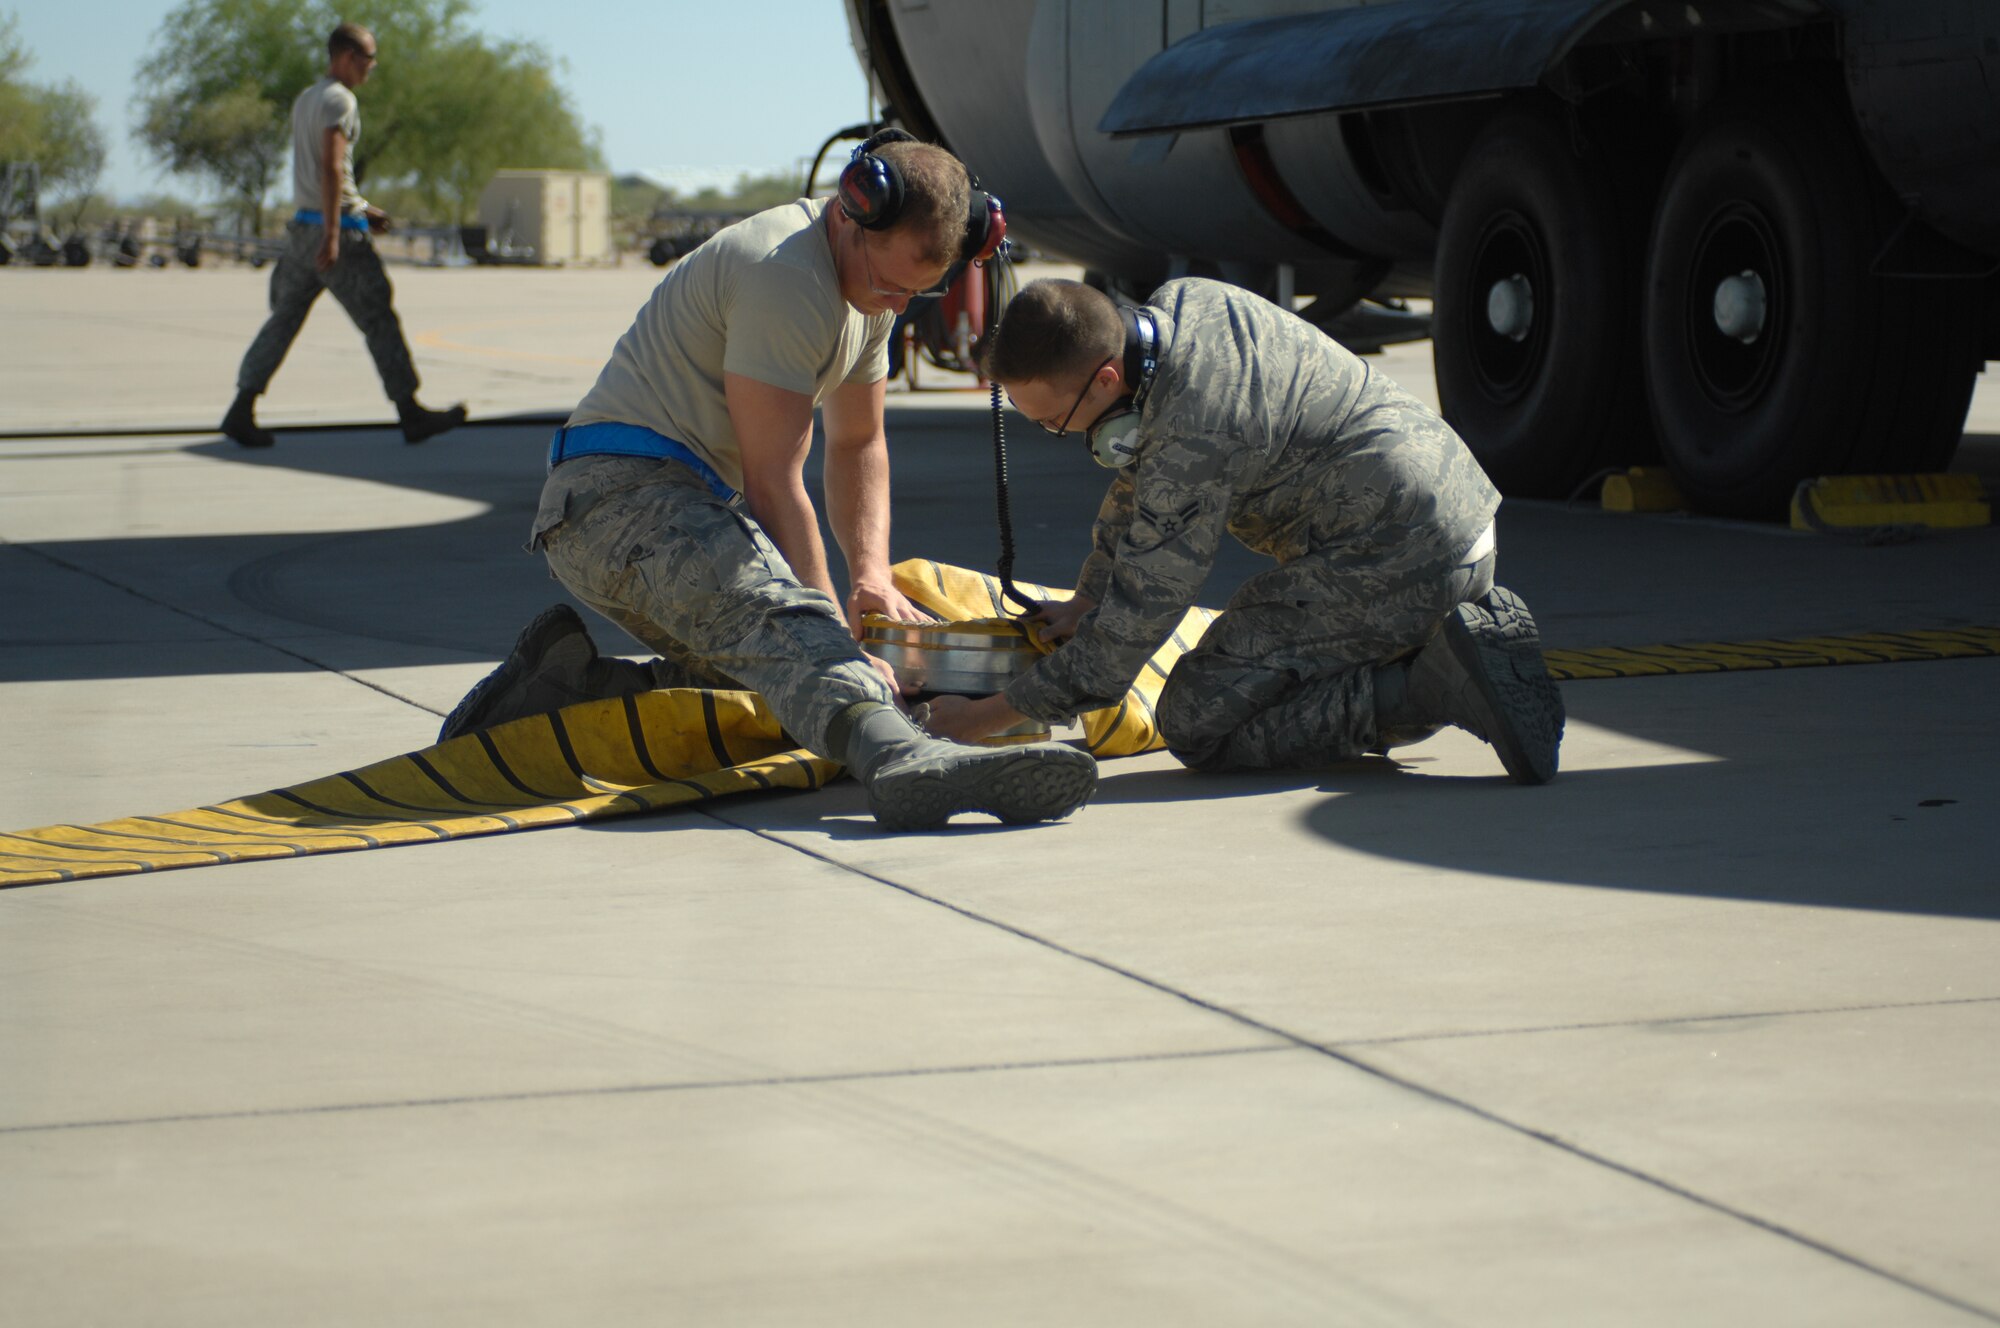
left=700, top=692, right=735, bottom=769
left=0, top=686, right=840, bottom=889
left=10, top=557, right=1990, bottom=890
left=1085, top=698, right=1131, bottom=754
left=1545, top=626, right=2000, bottom=681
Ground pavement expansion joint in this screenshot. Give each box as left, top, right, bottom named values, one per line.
left=1326, top=992, right=2000, bottom=1048
left=1329, top=1040, right=2000, bottom=1324
left=0, top=1044, right=1286, bottom=1139
left=11, top=539, right=440, bottom=716
left=731, top=809, right=2000, bottom=1324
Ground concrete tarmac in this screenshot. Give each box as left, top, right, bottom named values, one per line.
left=3, top=265, right=1998, bottom=1325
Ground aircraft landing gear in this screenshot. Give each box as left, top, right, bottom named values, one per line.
left=1433, top=108, right=1653, bottom=498
left=1643, top=75, right=1982, bottom=518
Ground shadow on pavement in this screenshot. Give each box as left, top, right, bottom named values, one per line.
left=9, top=417, right=1999, bottom=683
left=1300, top=765, right=1988, bottom=920
left=1088, top=763, right=1371, bottom=805
left=8, top=411, right=1997, bottom=922
left=4, top=407, right=1241, bottom=680
left=1297, top=674, right=1994, bottom=921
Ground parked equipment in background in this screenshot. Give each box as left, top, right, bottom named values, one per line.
left=643, top=210, right=749, bottom=267
left=1, top=160, right=473, bottom=271
left=476, top=169, right=612, bottom=267
left=0, top=162, right=49, bottom=266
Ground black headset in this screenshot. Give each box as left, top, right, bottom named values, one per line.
left=837, top=128, right=1008, bottom=266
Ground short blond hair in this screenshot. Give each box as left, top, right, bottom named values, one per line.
left=328, top=22, right=372, bottom=59
left=875, top=141, right=972, bottom=269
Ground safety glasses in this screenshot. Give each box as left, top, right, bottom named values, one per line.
left=858, top=232, right=954, bottom=300
left=1012, top=355, right=1114, bottom=436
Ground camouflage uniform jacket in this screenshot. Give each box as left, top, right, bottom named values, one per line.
left=1003, top=278, right=1501, bottom=726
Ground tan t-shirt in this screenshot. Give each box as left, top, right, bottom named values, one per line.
left=291, top=76, right=365, bottom=215
left=567, top=197, right=892, bottom=493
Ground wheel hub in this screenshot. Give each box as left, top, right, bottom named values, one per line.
left=1685, top=205, right=1785, bottom=410
left=1465, top=212, right=1550, bottom=403
left=1712, top=270, right=1767, bottom=344
left=1486, top=274, right=1535, bottom=342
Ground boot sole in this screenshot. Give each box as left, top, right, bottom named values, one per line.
left=868, top=745, right=1098, bottom=832
left=222, top=423, right=275, bottom=448
left=1441, top=588, right=1565, bottom=785
left=438, top=604, right=590, bottom=742
left=403, top=406, right=468, bottom=445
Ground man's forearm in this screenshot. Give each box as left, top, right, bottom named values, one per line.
left=823, top=433, right=894, bottom=589
left=745, top=479, right=841, bottom=608
left=321, top=131, right=342, bottom=227
left=322, top=173, right=339, bottom=223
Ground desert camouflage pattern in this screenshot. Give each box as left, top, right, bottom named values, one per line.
left=530, top=454, right=895, bottom=759
left=1005, top=277, right=1502, bottom=767
left=1159, top=546, right=1495, bottom=769
left=236, top=223, right=419, bottom=401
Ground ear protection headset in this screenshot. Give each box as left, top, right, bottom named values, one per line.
left=1084, top=306, right=1160, bottom=469
left=838, top=128, right=1009, bottom=266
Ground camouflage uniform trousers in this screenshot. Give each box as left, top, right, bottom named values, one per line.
left=531, top=454, right=896, bottom=761
left=235, top=222, right=419, bottom=401
left=1157, top=533, right=1496, bottom=771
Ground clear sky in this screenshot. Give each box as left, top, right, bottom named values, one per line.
left=7, top=0, right=874, bottom=202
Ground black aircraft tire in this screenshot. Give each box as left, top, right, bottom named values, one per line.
left=1434, top=109, right=1650, bottom=498
left=1845, top=275, right=1982, bottom=477
left=1644, top=76, right=1981, bottom=518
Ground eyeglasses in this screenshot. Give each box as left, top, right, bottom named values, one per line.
left=1013, top=356, right=1115, bottom=437
left=857, top=232, right=952, bottom=300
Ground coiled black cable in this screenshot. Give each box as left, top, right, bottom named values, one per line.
left=991, top=379, right=1042, bottom=617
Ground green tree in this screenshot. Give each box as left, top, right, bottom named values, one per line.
left=363, top=31, right=603, bottom=220
left=134, top=0, right=601, bottom=229
left=0, top=16, right=30, bottom=151
left=0, top=14, right=109, bottom=212
left=138, top=79, right=286, bottom=231
left=132, top=0, right=325, bottom=232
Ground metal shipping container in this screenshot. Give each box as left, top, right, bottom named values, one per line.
left=476, top=169, right=611, bottom=266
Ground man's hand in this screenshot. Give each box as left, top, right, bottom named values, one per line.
left=923, top=693, right=1027, bottom=743
left=364, top=205, right=391, bottom=234
left=315, top=230, right=340, bottom=271
left=846, top=581, right=934, bottom=638
left=1030, top=594, right=1098, bottom=646
left=865, top=651, right=912, bottom=698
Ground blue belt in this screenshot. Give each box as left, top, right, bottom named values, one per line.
left=294, top=209, right=369, bottom=231
left=548, top=421, right=737, bottom=501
